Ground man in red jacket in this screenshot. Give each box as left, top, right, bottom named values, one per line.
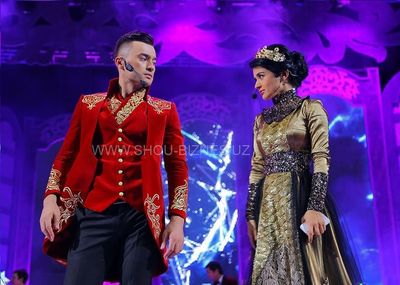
left=39, top=31, right=189, bottom=285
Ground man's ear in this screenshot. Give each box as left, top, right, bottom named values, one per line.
left=114, top=57, right=124, bottom=70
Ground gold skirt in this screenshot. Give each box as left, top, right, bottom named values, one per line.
left=251, top=172, right=362, bottom=285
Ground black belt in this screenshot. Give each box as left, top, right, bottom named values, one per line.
left=264, top=151, right=310, bottom=175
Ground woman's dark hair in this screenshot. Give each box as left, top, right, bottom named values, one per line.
left=113, top=31, right=154, bottom=58
left=249, top=44, right=308, bottom=88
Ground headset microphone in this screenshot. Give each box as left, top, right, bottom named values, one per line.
left=122, top=59, right=148, bottom=88
left=124, top=61, right=135, bottom=72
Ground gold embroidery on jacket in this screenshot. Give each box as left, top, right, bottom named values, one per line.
left=59, top=187, right=83, bottom=228
left=171, top=179, right=188, bottom=212
left=82, top=93, right=106, bottom=110
left=107, top=96, right=121, bottom=114
left=46, top=165, right=61, bottom=192
left=147, top=95, right=171, bottom=114
left=115, top=89, right=146, bottom=124
left=144, top=193, right=161, bottom=238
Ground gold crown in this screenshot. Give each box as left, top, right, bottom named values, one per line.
left=255, top=46, right=286, bottom=62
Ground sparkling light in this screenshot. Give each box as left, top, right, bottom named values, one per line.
left=162, top=124, right=237, bottom=285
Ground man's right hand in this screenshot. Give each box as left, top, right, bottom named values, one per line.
left=40, top=194, right=60, bottom=242
left=247, top=220, right=257, bottom=249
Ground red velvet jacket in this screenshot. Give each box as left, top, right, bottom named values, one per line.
left=85, top=89, right=147, bottom=212
left=43, top=79, right=189, bottom=276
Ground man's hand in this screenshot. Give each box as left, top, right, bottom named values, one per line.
left=39, top=194, right=60, bottom=242
left=160, top=215, right=184, bottom=259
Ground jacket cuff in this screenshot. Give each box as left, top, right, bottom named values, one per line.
left=44, top=190, right=60, bottom=199
left=169, top=180, right=188, bottom=220
left=45, top=165, right=62, bottom=197
left=307, top=172, right=328, bottom=212
left=168, top=209, right=187, bottom=220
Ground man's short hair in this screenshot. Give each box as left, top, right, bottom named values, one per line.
left=205, top=261, right=223, bottom=274
left=14, top=269, right=28, bottom=283
left=113, top=31, right=154, bottom=58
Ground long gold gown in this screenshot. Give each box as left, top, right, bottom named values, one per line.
left=246, top=90, right=361, bottom=285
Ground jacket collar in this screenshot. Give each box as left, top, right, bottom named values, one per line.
left=106, top=77, right=151, bottom=100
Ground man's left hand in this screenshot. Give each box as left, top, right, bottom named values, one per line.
left=160, top=215, right=185, bottom=259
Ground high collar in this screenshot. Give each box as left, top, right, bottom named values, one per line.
left=106, top=78, right=150, bottom=100
left=272, top=88, right=297, bottom=105
left=262, top=88, right=303, bottom=124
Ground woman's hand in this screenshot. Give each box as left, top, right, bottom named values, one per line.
left=247, top=220, right=257, bottom=249
left=301, top=210, right=326, bottom=243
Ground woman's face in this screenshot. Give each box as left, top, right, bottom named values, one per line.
left=253, top=66, right=282, bottom=101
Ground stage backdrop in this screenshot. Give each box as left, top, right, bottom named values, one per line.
left=1, top=62, right=391, bottom=284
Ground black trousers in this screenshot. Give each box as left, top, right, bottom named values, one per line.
left=63, top=203, right=159, bottom=285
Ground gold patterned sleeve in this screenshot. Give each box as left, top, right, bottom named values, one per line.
left=305, top=99, right=330, bottom=212
left=246, top=115, right=265, bottom=221
left=249, top=115, right=265, bottom=184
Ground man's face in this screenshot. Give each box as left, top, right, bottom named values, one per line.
left=206, top=268, right=219, bottom=282
left=118, top=41, right=157, bottom=87
left=11, top=273, right=24, bottom=285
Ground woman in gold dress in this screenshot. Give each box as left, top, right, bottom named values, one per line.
left=246, top=44, right=362, bottom=285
